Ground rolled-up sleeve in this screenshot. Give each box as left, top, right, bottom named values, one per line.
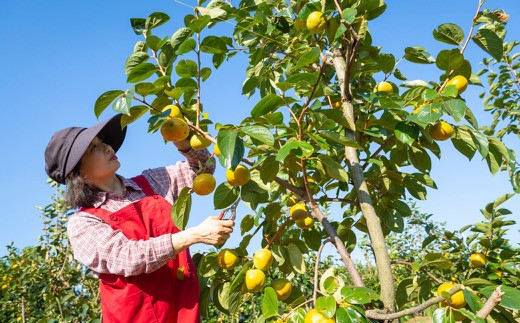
left=143, top=148, right=215, bottom=202
left=67, top=212, right=174, bottom=277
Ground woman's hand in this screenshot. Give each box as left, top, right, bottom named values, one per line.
left=173, top=138, right=192, bottom=153
left=191, top=216, right=235, bottom=246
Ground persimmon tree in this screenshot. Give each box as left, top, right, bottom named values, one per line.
left=89, top=0, right=520, bottom=321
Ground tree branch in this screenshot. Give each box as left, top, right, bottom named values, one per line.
left=313, top=238, right=333, bottom=303
left=366, top=285, right=463, bottom=320
left=477, top=286, right=504, bottom=318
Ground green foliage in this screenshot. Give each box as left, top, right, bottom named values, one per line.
left=0, top=182, right=100, bottom=322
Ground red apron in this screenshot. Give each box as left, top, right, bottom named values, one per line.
left=80, top=175, right=200, bottom=323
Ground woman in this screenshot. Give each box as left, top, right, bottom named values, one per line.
left=44, top=114, right=234, bottom=322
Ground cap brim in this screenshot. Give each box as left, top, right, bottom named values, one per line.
left=64, top=114, right=127, bottom=178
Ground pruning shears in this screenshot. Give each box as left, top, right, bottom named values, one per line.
left=217, top=198, right=240, bottom=221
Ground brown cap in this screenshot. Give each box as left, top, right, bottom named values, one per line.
left=44, top=114, right=127, bottom=184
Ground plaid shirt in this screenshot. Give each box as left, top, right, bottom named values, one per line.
left=66, top=148, right=215, bottom=277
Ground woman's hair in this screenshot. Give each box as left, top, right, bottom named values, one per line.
left=64, top=164, right=99, bottom=208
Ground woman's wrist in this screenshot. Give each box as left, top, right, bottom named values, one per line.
left=170, top=227, right=200, bottom=256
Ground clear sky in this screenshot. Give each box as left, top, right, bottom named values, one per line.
left=1, top=0, right=519, bottom=260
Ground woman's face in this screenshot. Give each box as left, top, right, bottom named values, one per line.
left=79, top=136, right=120, bottom=182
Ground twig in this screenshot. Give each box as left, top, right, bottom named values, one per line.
left=281, top=299, right=313, bottom=321
left=391, top=260, right=443, bottom=284
left=477, top=286, right=504, bottom=318
left=461, top=0, right=485, bottom=53
left=313, top=238, right=333, bottom=303
left=365, top=285, right=463, bottom=320
left=265, top=218, right=293, bottom=249
left=324, top=197, right=358, bottom=206
left=362, top=135, right=395, bottom=170
left=440, top=0, right=485, bottom=92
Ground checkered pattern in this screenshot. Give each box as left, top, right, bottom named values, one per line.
left=66, top=148, right=215, bottom=277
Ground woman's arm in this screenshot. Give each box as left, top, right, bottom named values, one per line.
left=67, top=212, right=234, bottom=277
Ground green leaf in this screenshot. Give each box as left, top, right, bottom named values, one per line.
left=195, top=6, right=228, bottom=20
left=276, top=140, right=314, bottom=162
left=175, top=59, right=198, bottom=77
left=127, top=63, right=157, bottom=83
left=463, top=278, right=494, bottom=287
left=241, top=125, right=274, bottom=146
left=259, top=156, right=279, bottom=184
left=481, top=286, right=520, bottom=311
left=341, top=287, right=379, bottom=304
left=472, top=29, right=504, bottom=61
left=377, top=53, right=395, bottom=74
left=94, top=90, right=124, bottom=118
left=317, top=154, right=349, bottom=182
left=121, top=105, right=148, bottom=128
left=125, top=52, right=150, bottom=75
left=171, top=187, right=192, bottom=230
left=404, top=46, right=435, bottom=64
left=323, top=276, right=338, bottom=294
left=432, top=307, right=447, bottom=323
left=356, top=0, right=386, bottom=20
left=228, top=262, right=252, bottom=315
left=200, top=67, right=212, bottom=81
left=217, top=129, right=245, bottom=170
left=176, top=38, right=196, bottom=55
left=135, top=82, right=159, bottom=97
left=146, top=35, right=169, bottom=52
left=455, top=308, right=485, bottom=323
left=336, top=307, right=367, bottom=323
left=240, top=214, right=254, bottom=235
left=200, top=36, right=227, bottom=54
left=408, top=146, right=431, bottom=173
left=213, top=182, right=239, bottom=209
left=171, top=28, right=193, bottom=52
left=433, top=23, right=464, bottom=45
left=315, top=295, right=336, bottom=319
left=451, top=127, right=477, bottom=160
left=291, top=47, right=321, bottom=72
left=443, top=99, right=466, bottom=122
left=470, top=130, right=489, bottom=158
left=436, top=49, right=464, bottom=71
left=341, top=8, right=357, bottom=24
left=395, top=122, right=419, bottom=145
left=251, top=94, right=285, bottom=119
left=189, top=15, right=211, bottom=33
left=287, top=243, right=305, bottom=274
left=320, top=131, right=362, bottom=149
left=130, top=18, right=146, bottom=35
left=112, top=87, right=134, bottom=115
left=145, top=12, right=170, bottom=30
left=261, top=287, right=278, bottom=319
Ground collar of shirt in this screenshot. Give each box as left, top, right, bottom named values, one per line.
left=91, top=174, right=143, bottom=208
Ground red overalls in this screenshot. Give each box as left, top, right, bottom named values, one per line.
left=80, top=175, right=200, bottom=323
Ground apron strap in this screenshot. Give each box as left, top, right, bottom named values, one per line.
left=130, top=175, right=156, bottom=196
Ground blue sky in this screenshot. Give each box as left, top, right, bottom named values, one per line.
left=0, top=0, right=519, bottom=260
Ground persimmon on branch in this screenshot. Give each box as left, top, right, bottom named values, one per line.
left=439, top=0, right=485, bottom=93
